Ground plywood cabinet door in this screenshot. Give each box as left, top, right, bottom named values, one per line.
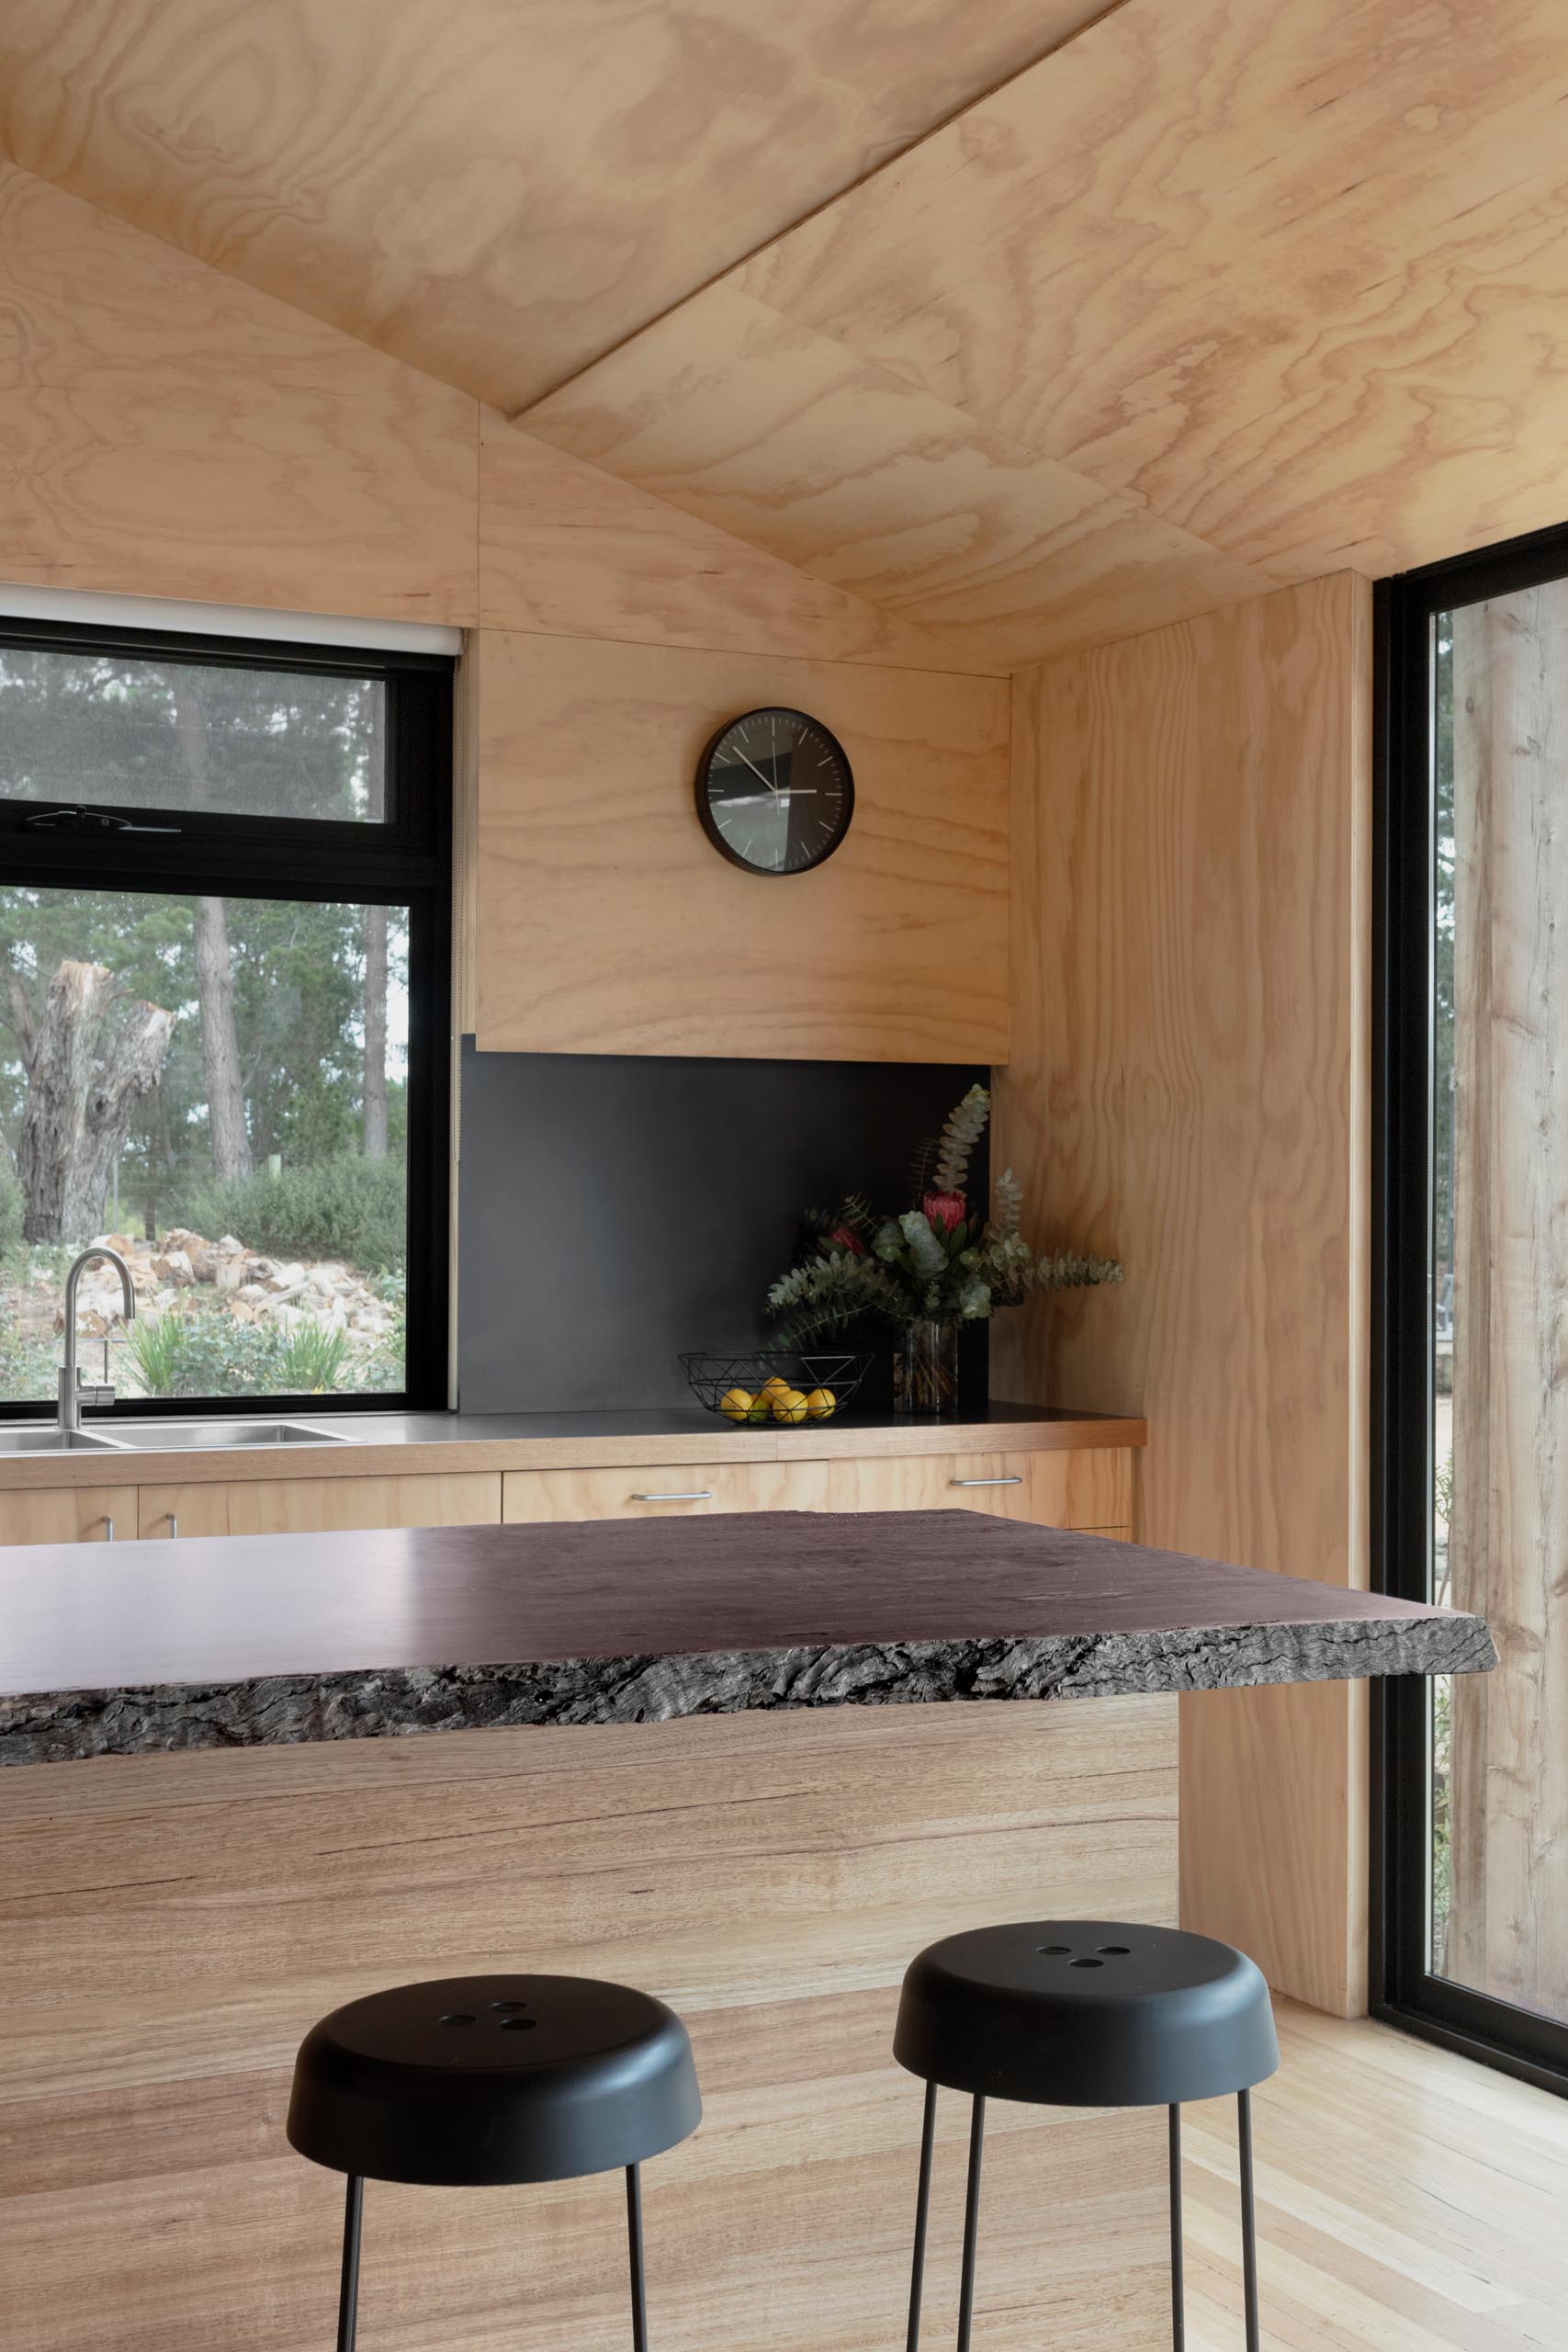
left=502, top=1459, right=829, bottom=1521
left=825, top=1448, right=1131, bottom=1532
left=135, top=1473, right=502, bottom=1541
left=0, top=1485, right=138, bottom=1547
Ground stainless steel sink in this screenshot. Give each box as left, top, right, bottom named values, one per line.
left=108, top=1420, right=354, bottom=1451
left=0, top=1426, right=131, bottom=1453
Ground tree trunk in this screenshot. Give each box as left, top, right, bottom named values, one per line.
left=193, top=894, right=252, bottom=1181
left=171, top=673, right=252, bottom=1182
left=363, top=903, right=389, bottom=1160
left=1449, top=580, right=1568, bottom=2020
left=61, top=1001, right=176, bottom=1241
left=16, top=961, right=114, bottom=1242
left=14, top=960, right=175, bottom=1243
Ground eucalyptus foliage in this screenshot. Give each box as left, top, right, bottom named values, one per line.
left=767, top=1084, right=1122, bottom=1343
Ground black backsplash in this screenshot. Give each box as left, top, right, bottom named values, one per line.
left=457, top=1040, right=990, bottom=1413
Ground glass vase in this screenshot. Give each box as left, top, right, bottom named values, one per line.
left=894, top=1317, right=961, bottom=1418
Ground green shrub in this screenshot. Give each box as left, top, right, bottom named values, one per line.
left=171, top=1155, right=407, bottom=1274
left=0, top=1318, right=56, bottom=1403
left=276, top=1321, right=351, bottom=1394
left=123, top=1302, right=290, bottom=1399
left=121, top=1296, right=405, bottom=1400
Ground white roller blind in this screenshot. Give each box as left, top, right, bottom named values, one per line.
left=0, top=582, right=461, bottom=658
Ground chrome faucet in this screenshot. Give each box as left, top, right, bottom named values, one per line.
left=58, top=1247, right=136, bottom=1435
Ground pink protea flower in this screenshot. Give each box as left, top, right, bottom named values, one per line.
left=825, top=1224, right=866, bottom=1254
left=922, top=1190, right=966, bottom=1235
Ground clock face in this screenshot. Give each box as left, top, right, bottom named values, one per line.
left=695, top=707, right=854, bottom=876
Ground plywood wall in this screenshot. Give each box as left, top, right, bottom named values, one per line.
left=0, top=159, right=1008, bottom=1066
left=0, top=160, right=479, bottom=626
left=993, top=573, right=1372, bottom=2014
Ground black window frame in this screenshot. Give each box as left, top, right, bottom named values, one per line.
left=1373, top=514, right=1568, bottom=2096
left=0, top=612, right=453, bottom=1421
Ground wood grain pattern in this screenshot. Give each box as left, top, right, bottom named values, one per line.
left=9, top=0, right=1568, bottom=669
left=523, top=286, right=1272, bottom=671
left=479, top=411, right=996, bottom=673
left=733, top=0, right=1568, bottom=586
left=0, top=0, right=1106, bottom=412
left=473, top=628, right=1010, bottom=1061
left=502, top=1459, right=829, bottom=1521
left=824, top=1445, right=1130, bottom=1531
left=1188, top=1996, right=1568, bottom=2352
left=0, top=162, right=479, bottom=623
left=519, top=0, right=1568, bottom=666
left=133, top=1473, right=502, bottom=1543
left=1449, top=581, right=1568, bottom=2018
left=993, top=575, right=1373, bottom=2015
left=0, top=1696, right=1178, bottom=2351
left=0, top=1482, right=135, bottom=1548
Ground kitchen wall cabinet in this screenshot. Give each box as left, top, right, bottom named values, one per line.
left=825, top=1446, right=1130, bottom=1531
left=0, top=1485, right=137, bottom=1547
left=502, top=1459, right=829, bottom=1522
left=135, top=1473, right=502, bottom=1541
left=469, top=628, right=1010, bottom=1063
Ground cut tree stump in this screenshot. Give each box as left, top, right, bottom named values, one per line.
left=15, top=959, right=175, bottom=1244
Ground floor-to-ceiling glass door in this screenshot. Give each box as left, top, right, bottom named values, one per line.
left=1378, top=521, right=1568, bottom=2087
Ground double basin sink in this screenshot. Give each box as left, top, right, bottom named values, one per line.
left=0, top=1420, right=353, bottom=1455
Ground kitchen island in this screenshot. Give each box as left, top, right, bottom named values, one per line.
left=0, top=1512, right=1487, bottom=2352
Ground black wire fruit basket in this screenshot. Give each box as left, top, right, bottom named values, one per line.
left=680, top=1351, right=872, bottom=1425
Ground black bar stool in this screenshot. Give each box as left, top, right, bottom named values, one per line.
left=896, top=1920, right=1278, bottom=2350
left=288, top=1973, right=701, bottom=2348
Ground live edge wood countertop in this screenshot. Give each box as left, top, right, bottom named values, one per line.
left=0, top=1400, right=1144, bottom=1490
left=0, top=1508, right=1492, bottom=1765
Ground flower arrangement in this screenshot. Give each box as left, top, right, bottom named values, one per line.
left=766, top=1084, right=1121, bottom=1411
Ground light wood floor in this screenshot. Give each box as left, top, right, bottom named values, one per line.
left=1186, top=2001, right=1567, bottom=2351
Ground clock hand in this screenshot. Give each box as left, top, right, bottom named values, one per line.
left=729, top=745, right=779, bottom=794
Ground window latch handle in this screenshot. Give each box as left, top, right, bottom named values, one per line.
left=19, top=806, right=182, bottom=835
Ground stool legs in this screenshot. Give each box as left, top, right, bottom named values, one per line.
left=626, top=2163, right=649, bottom=2352
left=909, top=2086, right=1260, bottom=2352
left=332, top=2164, right=654, bottom=2349
left=903, top=2088, right=987, bottom=2352
left=1168, top=2106, right=1184, bottom=2350
left=336, top=2175, right=363, bottom=2352
left=1238, top=2090, right=1260, bottom=2352
left=955, top=2096, right=987, bottom=2352
left=906, top=2080, right=938, bottom=2352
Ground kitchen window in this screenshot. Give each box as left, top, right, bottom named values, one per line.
left=0, top=609, right=452, bottom=1417
left=1376, top=517, right=1568, bottom=2089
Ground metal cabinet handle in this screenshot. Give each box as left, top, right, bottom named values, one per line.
left=163, top=1511, right=178, bottom=1538
left=100, top=1515, right=114, bottom=1543
left=949, top=1476, right=1024, bottom=1488
left=629, top=1490, right=714, bottom=1503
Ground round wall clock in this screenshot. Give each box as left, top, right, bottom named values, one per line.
left=694, top=707, right=854, bottom=876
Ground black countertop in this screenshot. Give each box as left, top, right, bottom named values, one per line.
left=0, top=1509, right=1492, bottom=1765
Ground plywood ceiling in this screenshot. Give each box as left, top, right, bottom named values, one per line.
left=5, top=0, right=1568, bottom=666
left=0, top=0, right=1105, bottom=412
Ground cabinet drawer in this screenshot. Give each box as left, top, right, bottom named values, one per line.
left=825, top=1447, right=1130, bottom=1531
left=0, top=1484, right=138, bottom=1547
left=502, top=1459, right=829, bottom=1522
left=136, top=1472, right=502, bottom=1541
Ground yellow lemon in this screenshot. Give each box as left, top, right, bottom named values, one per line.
left=719, top=1386, right=754, bottom=1424
left=748, top=1394, right=774, bottom=1422
left=759, top=1374, right=790, bottom=1399
left=804, top=1386, right=837, bottom=1421
left=772, top=1386, right=809, bottom=1425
